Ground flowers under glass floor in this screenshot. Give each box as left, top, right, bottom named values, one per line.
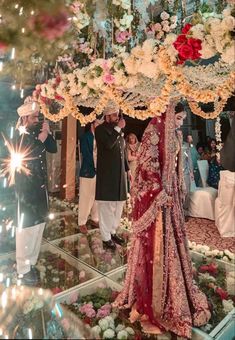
left=0, top=197, right=234, bottom=339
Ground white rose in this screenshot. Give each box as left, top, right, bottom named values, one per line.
left=162, top=25, right=170, bottom=32
left=139, top=61, right=159, bottom=79
left=116, top=324, right=125, bottom=332
left=226, top=276, right=235, bottom=295
left=224, top=249, right=235, bottom=261
left=98, top=319, right=109, bottom=331
left=103, top=329, right=115, bottom=339
left=119, top=14, right=133, bottom=29
left=221, top=16, right=235, bottom=31
left=222, top=8, right=231, bottom=17
left=121, top=0, right=131, bottom=10
left=117, top=330, right=128, bottom=339
left=200, top=41, right=216, bottom=59
left=170, top=15, right=178, bottom=23
left=125, top=327, right=135, bottom=335
left=222, top=299, right=234, bottom=314
left=160, top=11, right=170, bottom=20
left=91, top=325, right=101, bottom=337
left=142, top=39, right=156, bottom=54
left=163, top=33, right=177, bottom=46
left=221, top=42, right=235, bottom=64
left=190, top=24, right=205, bottom=40
left=123, top=56, right=141, bottom=75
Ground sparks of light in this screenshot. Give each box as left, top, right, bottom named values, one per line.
left=0, top=328, right=2, bottom=336
left=0, top=134, right=33, bottom=186
left=0, top=273, right=3, bottom=282
left=3, top=177, right=7, bottom=188
left=10, top=126, right=14, bottom=139
left=19, top=213, right=24, bottom=231
left=38, top=288, right=43, bottom=295
left=0, top=225, right=2, bottom=233
left=28, top=328, right=32, bottom=339
left=48, top=213, right=55, bottom=220
left=20, top=88, right=24, bottom=98
left=11, top=84, right=16, bottom=90
left=21, top=27, right=25, bottom=33
left=11, top=226, right=15, bottom=238
left=18, top=125, right=28, bottom=136
left=6, top=220, right=13, bottom=231
left=11, top=287, right=16, bottom=300
left=6, top=277, right=10, bottom=288
left=11, top=48, right=15, bottom=60
left=1, top=291, right=7, bottom=309
left=0, top=61, right=3, bottom=72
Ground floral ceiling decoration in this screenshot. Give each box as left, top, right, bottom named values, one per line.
left=30, top=4, right=235, bottom=125
left=0, top=0, right=234, bottom=123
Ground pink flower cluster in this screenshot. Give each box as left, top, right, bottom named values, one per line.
left=79, top=302, right=111, bottom=319
left=79, top=303, right=96, bottom=318
left=115, top=30, right=131, bottom=44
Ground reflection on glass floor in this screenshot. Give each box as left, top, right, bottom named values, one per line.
left=1, top=199, right=234, bottom=339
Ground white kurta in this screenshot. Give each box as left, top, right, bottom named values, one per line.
left=16, top=222, right=45, bottom=275
left=97, top=201, right=125, bottom=241
left=78, top=176, right=98, bottom=225
left=215, top=170, right=235, bottom=237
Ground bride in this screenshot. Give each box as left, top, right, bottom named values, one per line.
left=114, top=101, right=211, bottom=339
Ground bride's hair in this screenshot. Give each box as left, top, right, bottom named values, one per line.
left=175, top=102, right=185, bottom=114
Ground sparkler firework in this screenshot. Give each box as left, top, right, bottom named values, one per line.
left=0, top=134, right=33, bottom=186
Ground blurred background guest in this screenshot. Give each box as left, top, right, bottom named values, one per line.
left=207, top=156, right=224, bottom=189
left=126, top=133, right=140, bottom=179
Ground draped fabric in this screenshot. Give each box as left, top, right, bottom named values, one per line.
left=114, top=103, right=211, bottom=338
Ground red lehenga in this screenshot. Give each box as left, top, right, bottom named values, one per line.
left=114, top=103, right=211, bottom=339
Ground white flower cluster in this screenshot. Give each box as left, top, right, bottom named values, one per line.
left=37, top=9, right=234, bottom=104
left=92, top=315, right=135, bottom=339
left=188, top=240, right=235, bottom=263
left=191, top=7, right=235, bottom=64
left=215, top=115, right=223, bottom=159
left=112, top=0, right=131, bottom=10
left=71, top=1, right=90, bottom=31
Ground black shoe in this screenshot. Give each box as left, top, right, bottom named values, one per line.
left=111, top=234, right=125, bottom=245
left=103, top=240, right=116, bottom=251
left=20, top=270, right=39, bottom=286
left=31, top=266, right=40, bottom=281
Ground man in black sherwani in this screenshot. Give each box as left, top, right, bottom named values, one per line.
left=95, top=102, right=130, bottom=250
left=15, top=96, right=57, bottom=285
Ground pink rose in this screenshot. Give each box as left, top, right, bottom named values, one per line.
left=115, top=30, right=131, bottom=44
left=85, top=308, right=96, bottom=318
left=103, top=73, right=115, bottom=85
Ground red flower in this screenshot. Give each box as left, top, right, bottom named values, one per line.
left=199, top=263, right=218, bottom=275
left=173, top=34, right=188, bottom=49
left=216, top=287, right=229, bottom=300
left=182, top=23, right=192, bottom=34
left=178, top=44, right=194, bottom=60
